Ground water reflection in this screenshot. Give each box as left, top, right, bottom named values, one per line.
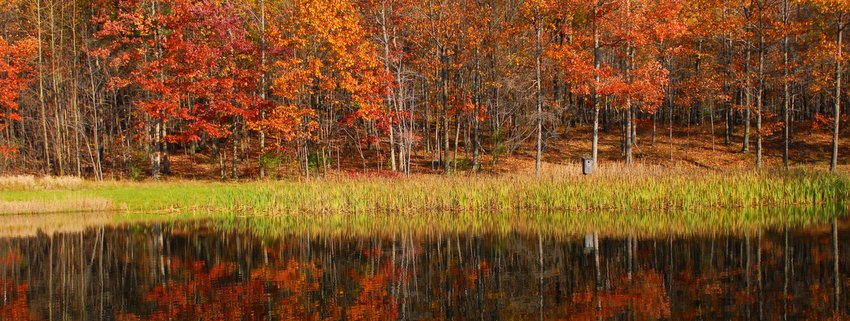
left=1, top=219, right=849, bottom=320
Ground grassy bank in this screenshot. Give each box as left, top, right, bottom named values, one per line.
left=0, top=164, right=847, bottom=216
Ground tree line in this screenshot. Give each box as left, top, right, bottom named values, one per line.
left=0, top=0, right=848, bottom=179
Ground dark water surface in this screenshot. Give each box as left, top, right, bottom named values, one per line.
left=1, top=218, right=850, bottom=320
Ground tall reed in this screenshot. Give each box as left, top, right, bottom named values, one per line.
left=2, top=165, right=845, bottom=217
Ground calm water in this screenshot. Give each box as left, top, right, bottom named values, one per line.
left=1, top=218, right=849, bottom=320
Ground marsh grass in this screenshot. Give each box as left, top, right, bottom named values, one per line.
left=164, top=205, right=845, bottom=240
left=1, top=165, right=846, bottom=239
left=1, top=165, right=847, bottom=219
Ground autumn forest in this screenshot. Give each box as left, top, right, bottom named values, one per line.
left=0, top=0, right=849, bottom=180
left=7, top=1, right=850, bottom=319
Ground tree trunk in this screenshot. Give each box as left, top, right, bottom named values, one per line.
left=36, top=0, right=52, bottom=174
left=783, top=0, right=791, bottom=169
left=453, top=115, right=460, bottom=171
left=591, top=3, right=601, bottom=167
left=50, top=0, right=65, bottom=176
left=152, top=120, right=161, bottom=180
left=625, top=46, right=633, bottom=165
left=535, top=6, right=543, bottom=176
left=625, top=100, right=632, bottom=164
left=473, top=47, right=481, bottom=172
left=259, top=0, right=267, bottom=179
left=87, top=51, right=102, bottom=180
left=303, top=139, right=310, bottom=178
left=381, top=2, right=397, bottom=172
left=397, top=50, right=410, bottom=175
left=709, top=101, right=715, bottom=152
left=231, top=119, right=239, bottom=179
left=161, top=121, right=170, bottom=174
left=743, top=35, right=752, bottom=154
left=72, top=0, right=82, bottom=177
left=832, top=14, right=843, bottom=172
left=756, top=1, right=765, bottom=170
left=441, top=49, right=450, bottom=174
left=724, top=5, right=733, bottom=147
left=652, top=114, right=656, bottom=145
left=624, top=0, right=633, bottom=165
left=150, top=0, right=162, bottom=180
left=668, top=82, right=674, bottom=162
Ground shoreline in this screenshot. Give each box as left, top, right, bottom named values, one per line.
left=1, top=166, right=846, bottom=218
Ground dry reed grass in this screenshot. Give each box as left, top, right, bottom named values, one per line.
left=0, top=175, right=84, bottom=190
left=0, top=198, right=115, bottom=215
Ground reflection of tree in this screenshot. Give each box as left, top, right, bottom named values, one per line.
left=347, top=263, right=400, bottom=320
left=0, top=250, right=21, bottom=265
left=257, top=259, right=324, bottom=320
left=0, top=279, right=34, bottom=321
left=117, top=260, right=267, bottom=321
left=116, top=258, right=335, bottom=320
left=115, top=254, right=403, bottom=321
left=554, top=271, right=671, bottom=320
left=3, top=223, right=850, bottom=320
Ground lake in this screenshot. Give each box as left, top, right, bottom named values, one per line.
left=0, top=216, right=848, bottom=320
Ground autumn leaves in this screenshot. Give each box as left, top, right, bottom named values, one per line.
left=0, top=37, right=36, bottom=157
left=3, top=0, right=850, bottom=178
left=87, top=0, right=384, bottom=178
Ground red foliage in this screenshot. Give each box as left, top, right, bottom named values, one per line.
left=0, top=279, right=34, bottom=321
left=96, top=0, right=263, bottom=144
left=0, top=36, right=36, bottom=157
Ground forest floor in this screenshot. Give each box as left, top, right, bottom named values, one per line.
left=152, top=122, right=850, bottom=180
left=507, top=121, right=850, bottom=173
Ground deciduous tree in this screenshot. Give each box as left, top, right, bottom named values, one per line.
left=0, top=36, right=36, bottom=158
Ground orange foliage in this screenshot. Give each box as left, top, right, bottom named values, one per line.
left=0, top=36, right=36, bottom=157
left=116, top=252, right=403, bottom=321
left=0, top=279, right=34, bottom=321
left=555, top=271, right=671, bottom=320
left=266, top=0, right=390, bottom=147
